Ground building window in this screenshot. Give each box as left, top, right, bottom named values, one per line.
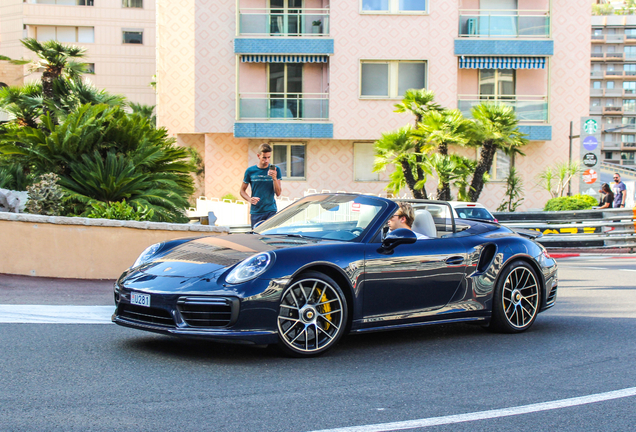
left=626, top=47, right=636, bottom=59
left=605, top=152, right=612, bottom=160
left=360, top=60, right=426, bottom=98
left=354, top=143, right=380, bottom=181
left=479, top=69, right=515, bottom=99
left=361, top=0, right=427, bottom=13
left=591, top=98, right=601, bottom=107
left=623, top=117, right=636, bottom=125
left=122, top=29, right=143, bottom=44
left=592, top=81, right=601, bottom=89
left=122, top=0, right=143, bottom=7
left=625, top=81, right=636, bottom=94
left=621, top=151, right=635, bottom=160
left=607, top=81, right=615, bottom=89
left=268, top=63, right=303, bottom=118
left=85, top=63, right=95, bottom=74
left=479, top=149, right=510, bottom=181
left=593, top=28, right=603, bottom=36
left=625, top=64, right=636, bottom=76
left=622, top=134, right=635, bottom=143
left=272, top=143, right=306, bottom=179
left=35, top=26, right=94, bottom=43
left=624, top=99, right=636, bottom=111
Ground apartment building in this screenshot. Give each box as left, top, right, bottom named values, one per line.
left=157, top=0, right=590, bottom=211
left=591, top=13, right=636, bottom=167
left=0, top=0, right=155, bottom=105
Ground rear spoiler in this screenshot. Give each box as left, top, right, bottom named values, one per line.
left=512, top=228, right=543, bottom=240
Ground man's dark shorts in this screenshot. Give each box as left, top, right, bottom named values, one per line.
left=251, top=211, right=277, bottom=229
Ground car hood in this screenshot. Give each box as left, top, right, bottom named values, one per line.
left=139, top=234, right=328, bottom=278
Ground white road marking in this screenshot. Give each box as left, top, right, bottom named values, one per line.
left=308, top=387, right=636, bottom=432
left=0, top=305, right=114, bottom=324
left=619, top=269, right=636, bottom=272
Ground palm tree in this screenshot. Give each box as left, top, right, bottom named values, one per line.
left=413, top=109, right=473, bottom=200
left=394, top=89, right=442, bottom=123
left=391, top=89, right=443, bottom=197
left=0, top=83, right=43, bottom=128
left=468, top=103, right=528, bottom=202
left=373, top=125, right=433, bottom=199
left=0, top=39, right=87, bottom=109
left=129, top=102, right=156, bottom=126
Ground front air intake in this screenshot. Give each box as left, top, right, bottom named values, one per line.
left=177, top=297, right=239, bottom=328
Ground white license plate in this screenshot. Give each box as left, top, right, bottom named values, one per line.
left=130, top=292, right=151, bottom=308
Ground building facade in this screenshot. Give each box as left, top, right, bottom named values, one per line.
left=157, top=0, right=590, bottom=211
left=0, top=0, right=156, bottom=105
left=591, top=13, right=636, bottom=167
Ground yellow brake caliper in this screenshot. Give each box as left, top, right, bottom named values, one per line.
left=318, top=288, right=332, bottom=331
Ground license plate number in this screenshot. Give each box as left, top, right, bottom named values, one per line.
left=130, top=292, right=151, bottom=307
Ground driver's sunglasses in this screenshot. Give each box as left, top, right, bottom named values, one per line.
left=391, top=213, right=403, bottom=219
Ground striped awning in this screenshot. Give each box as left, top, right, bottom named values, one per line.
left=458, top=56, right=546, bottom=69
left=241, top=55, right=329, bottom=63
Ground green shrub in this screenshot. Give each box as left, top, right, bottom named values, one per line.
left=544, top=194, right=597, bottom=211
left=25, top=173, right=65, bottom=216
left=87, top=199, right=154, bottom=221
left=221, top=193, right=239, bottom=201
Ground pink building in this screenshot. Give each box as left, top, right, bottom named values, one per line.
left=0, top=0, right=156, bottom=105
left=157, top=0, right=591, bottom=210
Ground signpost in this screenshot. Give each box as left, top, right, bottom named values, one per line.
left=579, top=117, right=601, bottom=198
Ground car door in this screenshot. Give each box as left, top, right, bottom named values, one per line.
left=361, top=237, right=468, bottom=323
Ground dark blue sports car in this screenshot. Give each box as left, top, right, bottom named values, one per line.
left=113, top=193, right=558, bottom=357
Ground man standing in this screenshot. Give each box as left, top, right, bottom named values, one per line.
left=612, top=172, right=626, bottom=208
left=240, top=143, right=283, bottom=228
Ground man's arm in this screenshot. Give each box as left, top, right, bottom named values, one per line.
left=270, top=167, right=282, bottom=197
left=622, top=184, right=627, bottom=206
left=240, top=182, right=260, bottom=205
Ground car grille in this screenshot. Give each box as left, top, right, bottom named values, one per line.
left=118, top=304, right=174, bottom=327
left=546, top=285, right=558, bottom=306
left=177, top=297, right=238, bottom=328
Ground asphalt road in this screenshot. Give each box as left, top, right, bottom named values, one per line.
left=1, top=256, right=635, bottom=431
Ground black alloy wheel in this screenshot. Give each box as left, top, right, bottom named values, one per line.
left=489, top=260, right=541, bottom=333
left=277, top=271, right=348, bottom=357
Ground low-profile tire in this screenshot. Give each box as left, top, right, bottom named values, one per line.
left=488, top=260, right=541, bottom=333
left=276, top=271, right=348, bottom=357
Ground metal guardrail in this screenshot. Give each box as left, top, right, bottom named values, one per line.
left=494, top=208, right=636, bottom=250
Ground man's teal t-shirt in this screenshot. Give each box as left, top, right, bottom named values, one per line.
left=243, top=165, right=282, bottom=215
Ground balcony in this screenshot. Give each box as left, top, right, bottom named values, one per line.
left=591, top=70, right=604, bottom=79
left=626, top=35, right=636, bottom=44
left=591, top=53, right=604, bottom=62
left=238, top=93, right=328, bottom=121
left=457, top=95, right=548, bottom=123
left=603, top=106, right=624, bottom=115
left=606, top=88, right=626, bottom=97
left=607, top=52, right=625, bottom=61
left=607, top=35, right=625, bottom=44
left=25, top=0, right=93, bottom=4
left=239, top=8, right=329, bottom=37
left=592, top=35, right=605, bottom=43
left=590, top=88, right=604, bottom=97
left=603, top=141, right=621, bottom=149
left=458, top=10, right=550, bottom=38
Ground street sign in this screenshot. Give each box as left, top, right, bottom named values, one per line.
left=580, top=116, right=601, bottom=198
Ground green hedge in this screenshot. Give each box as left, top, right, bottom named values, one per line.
left=544, top=194, right=598, bottom=211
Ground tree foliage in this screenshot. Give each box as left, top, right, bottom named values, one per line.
left=497, top=167, right=524, bottom=212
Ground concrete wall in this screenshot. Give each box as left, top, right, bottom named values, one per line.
left=0, top=213, right=228, bottom=279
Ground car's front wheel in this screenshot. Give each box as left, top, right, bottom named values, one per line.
left=489, top=260, right=541, bottom=333
left=277, top=271, right=348, bottom=357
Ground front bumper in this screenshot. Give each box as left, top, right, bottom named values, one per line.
left=113, top=281, right=280, bottom=345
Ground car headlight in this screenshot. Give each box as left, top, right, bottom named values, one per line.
left=226, top=252, right=273, bottom=284
left=132, top=243, right=163, bottom=268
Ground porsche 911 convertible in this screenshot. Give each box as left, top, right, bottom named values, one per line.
left=113, top=193, right=558, bottom=357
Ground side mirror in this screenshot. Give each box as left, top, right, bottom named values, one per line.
left=378, top=228, right=417, bottom=254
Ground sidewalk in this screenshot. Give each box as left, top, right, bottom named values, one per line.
left=0, top=273, right=115, bottom=305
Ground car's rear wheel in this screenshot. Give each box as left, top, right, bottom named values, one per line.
left=489, top=260, right=540, bottom=333
left=277, top=271, right=348, bottom=357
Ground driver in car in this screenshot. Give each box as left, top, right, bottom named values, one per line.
left=388, top=202, right=430, bottom=240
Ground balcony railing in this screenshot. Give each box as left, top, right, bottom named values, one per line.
left=592, top=34, right=606, bottom=43
left=603, top=142, right=621, bottom=149
left=238, top=93, right=329, bottom=121
left=457, top=95, right=548, bottom=123
left=607, top=52, right=624, bottom=60
left=603, top=106, right=624, bottom=115
left=25, top=0, right=93, bottom=4
left=239, top=8, right=329, bottom=37
left=458, top=9, right=550, bottom=38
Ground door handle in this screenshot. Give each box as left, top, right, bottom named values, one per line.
left=445, top=256, right=464, bottom=266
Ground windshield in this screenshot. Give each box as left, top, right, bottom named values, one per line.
left=255, top=194, right=387, bottom=241
left=454, top=207, right=494, bottom=220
